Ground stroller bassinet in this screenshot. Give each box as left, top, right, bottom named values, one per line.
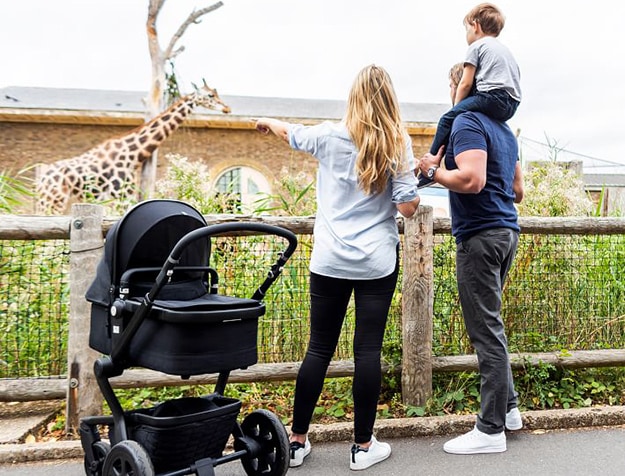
left=80, top=199, right=298, bottom=476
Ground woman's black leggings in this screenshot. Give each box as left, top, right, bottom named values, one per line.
left=290, top=259, right=399, bottom=444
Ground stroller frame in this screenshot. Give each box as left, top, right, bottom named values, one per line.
left=80, top=200, right=298, bottom=476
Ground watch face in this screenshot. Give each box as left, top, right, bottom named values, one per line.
left=428, top=167, right=436, bottom=178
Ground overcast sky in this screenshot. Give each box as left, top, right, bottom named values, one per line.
left=1, top=0, right=624, bottom=171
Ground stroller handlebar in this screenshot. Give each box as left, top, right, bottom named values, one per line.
left=152, top=222, right=298, bottom=302
left=169, top=222, right=298, bottom=262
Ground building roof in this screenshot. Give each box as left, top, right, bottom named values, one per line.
left=0, top=86, right=448, bottom=133
left=583, top=174, right=625, bottom=188
left=4, top=86, right=624, bottom=189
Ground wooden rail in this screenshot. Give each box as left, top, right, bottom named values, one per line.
left=4, top=215, right=625, bottom=240
left=5, top=349, right=625, bottom=402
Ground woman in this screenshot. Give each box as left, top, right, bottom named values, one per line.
left=254, top=64, right=420, bottom=471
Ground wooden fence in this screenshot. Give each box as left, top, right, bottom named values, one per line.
left=1, top=204, right=625, bottom=433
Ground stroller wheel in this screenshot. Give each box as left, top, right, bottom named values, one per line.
left=84, top=440, right=111, bottom=476
left=102, top=440, right=154, bottom=476
left=236, top=409, right=289, bottom=476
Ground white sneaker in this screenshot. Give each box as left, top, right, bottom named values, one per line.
left=443, top=426, right=506, bottom=455
left=350, top=435, right=391, bottom=471
left=506, top=407, right=523, bottom=431
left=289, top=438, right=311, bottom=467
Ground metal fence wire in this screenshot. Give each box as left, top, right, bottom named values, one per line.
left=0, top=239, right=70, bottom=379
left=1, top=231, right=624, bottom=379
left=431, top=233, right=625, bottom=355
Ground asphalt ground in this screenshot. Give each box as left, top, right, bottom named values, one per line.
left=1, top=405, right=625, bottom=475
left=2, top=427, right=625, bottom=475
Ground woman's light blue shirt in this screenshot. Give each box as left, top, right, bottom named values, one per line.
left=288, top=121, right=418, bottom=279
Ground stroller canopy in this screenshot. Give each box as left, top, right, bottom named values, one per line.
left=86, top=200, right=209, bottom=308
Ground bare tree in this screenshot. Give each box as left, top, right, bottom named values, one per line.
left=142, top=0, right=224, bottom=198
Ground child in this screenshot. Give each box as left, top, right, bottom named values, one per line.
left=418, top=3, right=521, bottom=188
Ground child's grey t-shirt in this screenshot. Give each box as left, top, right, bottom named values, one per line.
left=466, top=36, right=522, bottom=101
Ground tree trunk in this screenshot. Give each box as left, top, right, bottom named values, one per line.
left=140, top=0, right=224, bottom=200
left=142, top=0, right=167, bottom=199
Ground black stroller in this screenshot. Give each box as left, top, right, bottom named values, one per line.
left=81, top=199, right=298, bottom=476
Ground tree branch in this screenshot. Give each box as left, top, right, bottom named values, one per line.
left=163, top=1, right=224, bottom=60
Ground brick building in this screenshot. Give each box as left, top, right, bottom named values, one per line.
left=0, top=86, right=447, bottom=213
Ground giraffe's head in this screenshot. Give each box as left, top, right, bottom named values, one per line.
left=193, top=80, right=231, bottom=114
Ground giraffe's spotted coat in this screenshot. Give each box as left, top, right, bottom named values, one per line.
left=35, top=85, right=230, bottom=214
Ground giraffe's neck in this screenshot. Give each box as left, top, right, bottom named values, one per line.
left=35, top=93, right=209, bottom=215
left=130, top=94, right=198, bottom=157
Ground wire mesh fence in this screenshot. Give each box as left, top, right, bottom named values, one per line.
left=1, top=226, right=624, bottom=379
left=0, top=239, right=70, bottom=379
left=432, top=233, right=625, bottom=356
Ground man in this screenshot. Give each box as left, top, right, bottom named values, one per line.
left=418, top=107, right=524, bottom=454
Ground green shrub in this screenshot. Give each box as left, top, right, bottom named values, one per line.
left=154, top=154, right=239, bottom=214
left=517, top=161, right=593, bottom=217
left=0, top=169, right=32, bottom=213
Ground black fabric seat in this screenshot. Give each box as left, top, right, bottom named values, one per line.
left=124, top=294, right=265, bottom=324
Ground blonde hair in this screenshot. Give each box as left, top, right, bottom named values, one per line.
left=464, top=3, right=505, bottom=36
left=344, top=64, right=406, bottom=195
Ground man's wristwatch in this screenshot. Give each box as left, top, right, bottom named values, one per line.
left=426, top=165, right=439, bottom=180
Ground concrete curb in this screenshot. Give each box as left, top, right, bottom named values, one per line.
left=306, top=405, right=625, bottom=443
left=0, top=440, right=84, bottom=465
left=2, top=406, right=625, bottom=464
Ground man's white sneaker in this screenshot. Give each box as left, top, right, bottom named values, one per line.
left=443, top=426, right=506, bottom=455
left=350, top=435, right=391, bottom=471
left=506, top=407, right=523, bottom=431
left=289, top=438, right=311, bottom=467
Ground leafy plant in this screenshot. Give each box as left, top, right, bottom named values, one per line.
left=0, top=169, right=33, bottom=213
left=253, top=166, right=316, bottom=216
left=164, top=59, right=182, bottom=105
left=154, top=154, right=239, bottom=214
left=517, top=138, right=594, bottom=217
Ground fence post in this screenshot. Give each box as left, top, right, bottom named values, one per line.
left=401, top=205, right=434, bottom=406
left=66, top=204, right=105, bottom=434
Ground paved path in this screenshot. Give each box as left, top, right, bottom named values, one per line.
left=2, top=427, right=625, bottom=476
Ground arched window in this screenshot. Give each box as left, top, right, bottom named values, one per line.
left=215, top=166, right=271, bottom=213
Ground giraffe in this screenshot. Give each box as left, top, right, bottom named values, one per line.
left=35, top=83, right=231, bottom=215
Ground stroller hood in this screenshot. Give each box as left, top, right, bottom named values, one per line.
left=85, top=200, right=208, bottom=308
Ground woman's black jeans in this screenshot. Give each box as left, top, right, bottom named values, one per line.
left=291, top=256, right=399, bottom=444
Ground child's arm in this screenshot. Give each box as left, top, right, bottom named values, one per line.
left=454, top=64, right=476, bottom=105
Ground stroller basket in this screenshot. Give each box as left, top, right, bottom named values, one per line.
left=124, top=394, right=241, bottom=473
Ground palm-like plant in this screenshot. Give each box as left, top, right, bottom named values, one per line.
left=0, top=169, right=32, bottom=213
